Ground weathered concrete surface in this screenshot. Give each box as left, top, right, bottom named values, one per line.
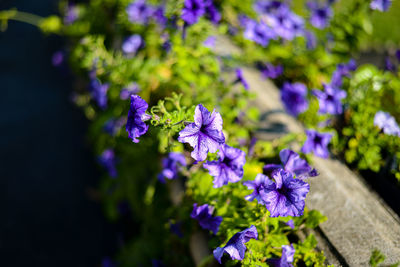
left=241, top=66, right=400, bottom=266
left=214, top=36, right=400, bottom=266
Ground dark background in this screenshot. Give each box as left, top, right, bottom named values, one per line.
left=0, top=0, right=118, bottom=266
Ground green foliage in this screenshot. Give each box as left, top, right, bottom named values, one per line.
left=370, top=249, right=386, bottom=267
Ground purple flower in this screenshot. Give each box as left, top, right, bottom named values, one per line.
left=169, top=221, right=183, bottom=238
left=213, top=225, right=258, bottom=263
left=301, top=130, right=332, bottom=158
left=191, top=203, right=222, bottom=234
left=374, top=111, right=400, bottom=136
left=331, top=59, right=356, bottom=87
left=122, top=34, right=143, bottom=55
left=261, top=169, right=310, bottom=217
left=89, top=79, right=109, bottom=110
left=203, top=144, right=246, bottom=188
left=98, top=149, right=118, bottom=178
left=178, top=104, right=225, bottom=161
left=267, top=244, right=295, bottom=267
left=244, top=19, right=276, bottom=47
left=286, top=220, right=295, bottom=229
left=235, top=68, right=249, bottom=90
left=126, top=95, right=151, bottom=143
left=204, top=0, right=221, bottom=24
left=243, top=173, right=269, bottom=204
left=307, top=2, right=333, bottom=29
left=158, top=152, right=187, bottom=183
left=254, top=0, right=286, bottom=14
left=64, top=4, right=79, bottom=25
left=104, top=117, right=126, bottom=136
left=281, top=82, right=309, bottom=116
left=385, top=57, right=397, bottom=72
left=270, top=9, right=305, bottom=41
left=153, top=6, right=167, bottom=27
left=203, top=36, right=216, bottom=48
left=52, top=51, right=65, bottom=67
left=370, top=0, right=392, bottom=11
left=261, top=63, right=283, bottom=79
left=312, top=83, right=346, bottom=115
left=396, top=50, right=400, bottom=62
left=126, top=0, right=154, bottom=24
left=181, top=0, right=206, bottom=25
left=305, top=30, right=317, bottom=50
left=120, top=83, right=140, bottom=100
left=264, top=149, right=318, bottom=179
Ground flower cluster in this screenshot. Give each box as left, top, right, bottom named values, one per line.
left=374, top=111, right=400, bottom=136
left=158, top=152, right=187, bottom=183
left=307, top=1, right=333, bottom=29
left=126, top=95, right=151, bottom=143
left=181, top=0, right=220, bottom=26
left=281, top=82, right=309, bottom=116
left=191, top=203, right=222, bottom=234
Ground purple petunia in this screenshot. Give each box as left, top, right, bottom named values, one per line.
left=286, top=220, right=295, bottom=229
left=120, top=83, right=140, bottom=100
left=243, top=19, right=276, bottom=47
left=385, top=57, right=397, bottom=72
left=235, top=68, right=249, bottom=90
left=281, top=82, right=309, bottom=116
left=178, top=104, right=225, bottom=161
left=305, top=30, right=317, bottom=50
left=191, top=203, right=222, bottom=234
left=370, top=0, right=392, bottom=11
left=104, top=117, right=126, bottom=136
left=181, top=0, right=206, bottom=25
left=126, top=0, right=154, bottom=24
left=158, top=152, right=187, bottom=183
left=261, top=169, right=310, bottom=217
left=312, top=83, right=346, bottom=115
left=307, top=1, right=333, bottom=29
left=204, top=0, right=221, bottom=24
left=267, top=244, right=295, bottom=267
left=261, top=63, right=283, bottom=79
left=52, top=51, right=65, bottom=67
left=264, top=149, right=318, bottom=179
left=122, top=34, right=143, bottom=55
left=89, top=79, right=109, bottom=110
left=98, top=149, right=118, bottom=178
left=203, top=144, right=246, bottom=188
left=254, top=0, right=285, bottom=15
left=64, top=4, right=79, bottom=25
left=203, top=36, right=216, bottom=48
left=301, top=130, right=332, bottom=158
left=331, top=59, right=357, bottom=88
left=374, top=111, right=400, bottom=136
left=126, top=95, right=151, bottom=143
left=270, top=9, right=305, bottom=41
left=243, top=173, right=269, bottom=204
left=213, top=225, right=258, bottom=263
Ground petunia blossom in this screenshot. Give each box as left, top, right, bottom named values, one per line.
left=98, top=149, right=118, bottom=178
left=264, top=149, right=318, bottom=180
left=307, top=1, right=333, bottom=29
left=331, top=59, right=356, bottom=88
left=261, top=63, right=283, bottom=79
left=203, top=144, right=246, bottom=188
left=89, top=79, right=109, bottom=110
left=181, top=0, right=206, bottom=25
left=191, top=203, right=222, bottom=234
left=126, top=0, right=154, bottom=24
left=126, top=95, right=151, bottom=143
left=370, top=0, right=392, bottom=11
left=261, top=169, right=310, bottom=217
left=122, top=34, right=143, bottom=55
left=243, top=173, right=269, bottom=204
left=267, top=244, right=295, bottom=267
left=374, top=111, right=400, bottom=136
left=312, top=83, right=346, bottom=115
left=158, top=152, right=187, bottom=183
left=213, top=225, right=258, bottom=263
left=120, top=83, right=140, bottom=100
left=281, top=82, right=309, bottom=116
left=178, top=104, right=225, bottom=161
left=301, top=129, right=332, bottom=158
left=235, top=68, right=249, bottom=90
left=243, top=19, right=276, bottom=47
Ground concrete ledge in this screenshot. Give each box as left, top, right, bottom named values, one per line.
left=215, top=36, right=400, bottom=266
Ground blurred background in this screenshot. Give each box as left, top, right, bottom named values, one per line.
left=1, top=0, right=400, bottom=266
left=0, top=0, right=118, bottom=266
